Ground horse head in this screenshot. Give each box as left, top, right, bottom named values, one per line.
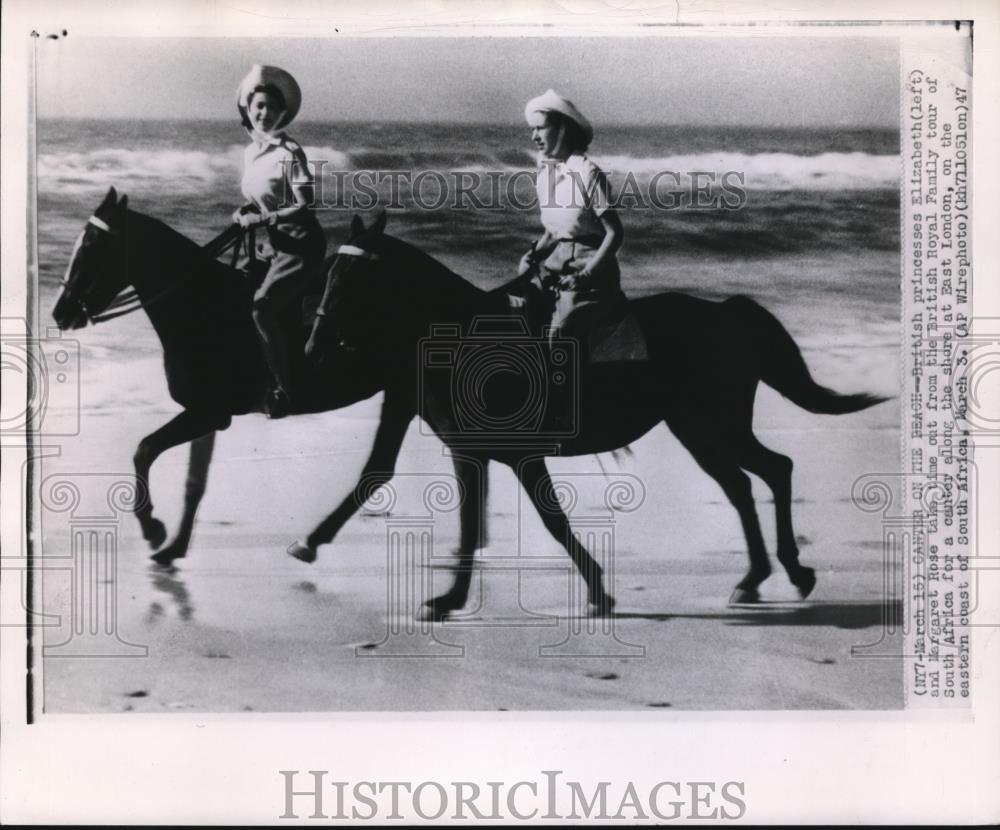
left=306, top=210, right=389, bottom=363
left=52, top=187, right=131, bottom=331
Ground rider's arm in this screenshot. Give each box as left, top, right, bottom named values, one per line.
left=265, top=147, right=315, bottom=224
left=576, top=208, right=624, bottom=283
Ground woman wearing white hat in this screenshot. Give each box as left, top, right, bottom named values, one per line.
left=516, top=90, right=625, bottom=431
left=518, top=89, right=625, bottom=343
left=234, top=64, right=326, bottom=418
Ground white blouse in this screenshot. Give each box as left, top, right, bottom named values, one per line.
left=534, top=154, right=611, bottom=241
left=240, top=135, right=313, bottom=213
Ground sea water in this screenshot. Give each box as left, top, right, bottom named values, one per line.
left=36, top=118, right=900, bottom=414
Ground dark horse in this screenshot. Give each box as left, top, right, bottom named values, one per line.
left=300, top=212, right=887, bottom=618
left=52, top=188, right=383, bottom=566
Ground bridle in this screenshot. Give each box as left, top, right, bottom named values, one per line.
left=312, top=243, right=379, bottom=320
left=60, top=216, right=242, bottom=325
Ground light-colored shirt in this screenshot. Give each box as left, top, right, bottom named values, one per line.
left=535, top=154, right=611, bottom=240
left=240, top=134, right=313, bottom=213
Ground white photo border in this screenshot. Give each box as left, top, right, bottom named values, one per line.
left=2, top=0, right=998, bottom=824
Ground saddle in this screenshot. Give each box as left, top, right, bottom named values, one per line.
left=507, top=267, right=648, bottom=365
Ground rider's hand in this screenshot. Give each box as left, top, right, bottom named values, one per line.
left=232, top=204, right=253, bottom=223
left=236, top=211, right=266, bottom=229
left=559, top=272, right=581, bottom=290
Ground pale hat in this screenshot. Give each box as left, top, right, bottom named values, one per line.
left=524, top=89, right=593, bottom=145
left=236, top=64, right=302, bottom=132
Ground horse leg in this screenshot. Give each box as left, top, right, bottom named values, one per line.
left=149, top=432, right=217, bottom=567
left=288, top=393, right=412, bottom=562
left=673, top=427, right=772, bottom=603
left=514, top=457, right=615, bottom=616
left=738, top=436, right=816, bottom=599
left=421, top=454, right=489, bottom=620
left=133, top=409, right=230, bottom=557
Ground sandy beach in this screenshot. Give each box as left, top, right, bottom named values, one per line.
left=32, top=115, right=903, bottom=713
left=37, top=306, right=902, bottom=712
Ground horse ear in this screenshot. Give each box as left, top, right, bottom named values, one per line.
left=116, top=194, right=128, bottom=212
left=372, top=210, right=387, bottom=236
left=350, top=214, right=365, bottom=237
left=98, top=187, right=118, bottom=213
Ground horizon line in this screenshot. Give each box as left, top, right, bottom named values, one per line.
left=37, top=115, right=899, bottom=131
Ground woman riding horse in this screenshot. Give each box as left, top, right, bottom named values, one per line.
left=517, top=90, right=625, bottom=337
left=233, top=64, right=326, bottom=418
left=513, top=90, right=626, bottom=430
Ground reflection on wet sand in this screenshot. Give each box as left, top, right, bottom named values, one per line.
left=148, top=565, right=195, bottom=621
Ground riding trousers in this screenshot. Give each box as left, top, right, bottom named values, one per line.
left=540, top=238, right=623, bottom=343
left=252, top=210, right=326, bottom=309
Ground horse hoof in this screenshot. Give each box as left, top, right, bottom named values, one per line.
left=287, top=540, right=317, bottom=564
left=416, top=604, right=448, bottom=623
left=587, top=594, right=617, bottom=617
left=729, top=588, right=760, bottom=605
left=795, top=567, right=817, bottom=599
left=418, top=595, right=463, bottom=622
left=151, top=548, right=182, bottom=568
left=142, top=518, right=168, bottom=550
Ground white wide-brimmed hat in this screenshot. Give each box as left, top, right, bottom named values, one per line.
left=524, top=89, right=593, bottom=145
left=236, top=64, right=302, bottom=131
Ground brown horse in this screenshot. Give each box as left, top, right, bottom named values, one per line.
left=298, top=212, right=888, bottom=619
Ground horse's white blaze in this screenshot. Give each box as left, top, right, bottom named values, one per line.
left=337, top=244, right=378, bottom=260
left=59, top=229, right=86, bottom=299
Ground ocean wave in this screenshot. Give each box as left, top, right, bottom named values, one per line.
left=593, top=151, right=900, bottom=191
left=38, top=144, right=899, bottom=194
left=38, top=146, right=243, bottom=194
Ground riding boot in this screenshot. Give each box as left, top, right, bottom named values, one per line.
left=253, top=307, right=295, bottom=419
left=265, top=388, right=292, bottom=420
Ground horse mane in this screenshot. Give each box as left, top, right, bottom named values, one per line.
left=125, top=208, right=243, bottom=286
left=378, top=234, right=491, bottom=305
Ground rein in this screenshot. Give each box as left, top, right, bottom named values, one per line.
left=68, top=218, right=244, bottom=324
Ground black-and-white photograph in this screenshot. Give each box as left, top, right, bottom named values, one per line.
left=4, top=2, right=1000, bottom=825
left=31, top=31, right=907, bottom=713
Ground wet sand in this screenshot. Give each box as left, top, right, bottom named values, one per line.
left=38, top=324, right=902, bottom=711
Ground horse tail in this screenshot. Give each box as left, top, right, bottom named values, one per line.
left=727, top=296, right=889, bottom=415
